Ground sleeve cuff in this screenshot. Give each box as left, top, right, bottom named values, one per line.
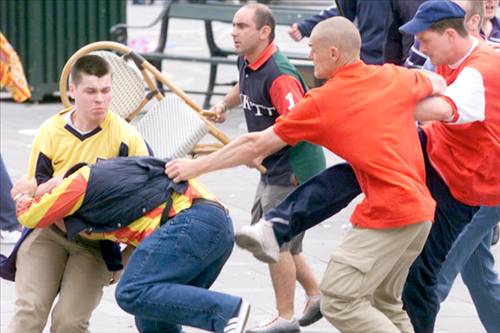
left=439, top=95, right=459, bottom=123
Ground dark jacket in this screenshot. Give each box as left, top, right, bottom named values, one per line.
left=296, top=0, right=390, bottom=64
left=64, top=157, right=187, bottom=238
left=383, top=0, right=427, bottom=65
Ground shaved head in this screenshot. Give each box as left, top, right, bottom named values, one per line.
left=308, top=17, right=361, bottom=79
left=311, top=17, right=361, bottom=61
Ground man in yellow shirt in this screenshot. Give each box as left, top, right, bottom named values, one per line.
left=5, top=54, right=150, bottom=333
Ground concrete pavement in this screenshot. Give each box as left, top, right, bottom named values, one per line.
left=1, top=2, right=498, bottom=332
left=1, top=97, right=498, bottom=333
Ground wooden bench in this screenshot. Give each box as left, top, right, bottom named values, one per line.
left=111, top=2, right=318, bottom=108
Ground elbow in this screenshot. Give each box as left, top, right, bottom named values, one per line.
left=414, top=96, right=454, bottom=122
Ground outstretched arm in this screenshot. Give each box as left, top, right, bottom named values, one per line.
left=165, top=127, right=287, bottom=182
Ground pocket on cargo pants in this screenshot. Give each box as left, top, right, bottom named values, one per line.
left=320, top=247, right=377, bottom=299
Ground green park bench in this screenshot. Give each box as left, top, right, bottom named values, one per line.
left=111, top=1, right=319, bottom=108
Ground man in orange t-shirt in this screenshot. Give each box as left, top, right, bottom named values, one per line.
left=227, top=2, right=498, bottom=333
left=165, top=17, right=447, bottom=332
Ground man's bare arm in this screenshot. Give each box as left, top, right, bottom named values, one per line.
left=414, top=96, right=454, bottom=122
left=165, top=127, right=287, bottom=182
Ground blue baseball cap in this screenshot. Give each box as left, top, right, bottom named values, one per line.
left=399, top=0, right=465, bottom=35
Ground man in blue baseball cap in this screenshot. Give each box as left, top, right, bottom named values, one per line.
left=398, top=1, right=500, bottom=333
left=399, top=0, right=466, bottom=35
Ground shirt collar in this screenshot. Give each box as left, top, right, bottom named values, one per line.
left=329, top=60, right=364, bottom=79
left=246, top=42, right=277, bottom=71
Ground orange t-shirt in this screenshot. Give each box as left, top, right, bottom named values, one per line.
left=424, top=44, right=500, bottom=206
left=274, top=60, right=436, bottom=229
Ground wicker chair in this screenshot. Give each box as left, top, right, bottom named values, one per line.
left=59, top=41, right=238, bottom=161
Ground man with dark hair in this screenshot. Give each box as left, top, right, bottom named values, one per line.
left=3, top=54, right=151, bottom=333
left=207, top=3, right=326, bottom=331
left=400, top=1, right=500, bottom=332
left=70, top=54, right=111, bottom=85
left=11, top=156, right=251, bottom=333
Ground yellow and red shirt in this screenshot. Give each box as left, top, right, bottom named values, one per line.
left=17, top=166, right=219, bottom=247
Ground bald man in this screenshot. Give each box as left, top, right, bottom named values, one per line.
left=166, top=17, right=448, bottom=332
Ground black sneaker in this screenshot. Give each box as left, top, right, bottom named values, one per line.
left=224, top=301, right=251, bottom=333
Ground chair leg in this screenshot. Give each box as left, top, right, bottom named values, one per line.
left=204, top=63, right=217, bottom=109
left=150, top=59, right=164, bottom=92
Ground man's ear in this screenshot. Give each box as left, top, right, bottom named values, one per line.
left=444, top=28, right=458, bottom=41
left=330, top=46, right=340, bottom=62
left=260, top=25, right=271, bottom=41
left=467, top=14, right=481, bottom=34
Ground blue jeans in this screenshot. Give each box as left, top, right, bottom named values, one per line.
left=0, top=154, right=19, bottom=231
left=266, top=162, right=361, bottom=245
left=436, top=205, right=500, bottom=333
left=115, top=205, right=241, bottom=333
left=402, top=130, right=479, bottom=333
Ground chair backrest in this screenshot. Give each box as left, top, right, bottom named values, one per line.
left=90, top=51, right=145, bottom=119
left=135, top=96, right=208, bottom=159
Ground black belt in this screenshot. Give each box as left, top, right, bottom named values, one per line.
left=191, top=198, right=227, bottom=213
left=160, top=198, right=227, bottom=225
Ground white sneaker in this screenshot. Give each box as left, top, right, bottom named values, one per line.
left=0, top=229, right=22, bottom=244
left=235, top=220, right=279, bottom=263
left=224, top=301, right=251, bottom=333
left=246, top=316, right=300, bottom=333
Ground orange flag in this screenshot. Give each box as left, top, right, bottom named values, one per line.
left=0, top=32, right=31, bottom=102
